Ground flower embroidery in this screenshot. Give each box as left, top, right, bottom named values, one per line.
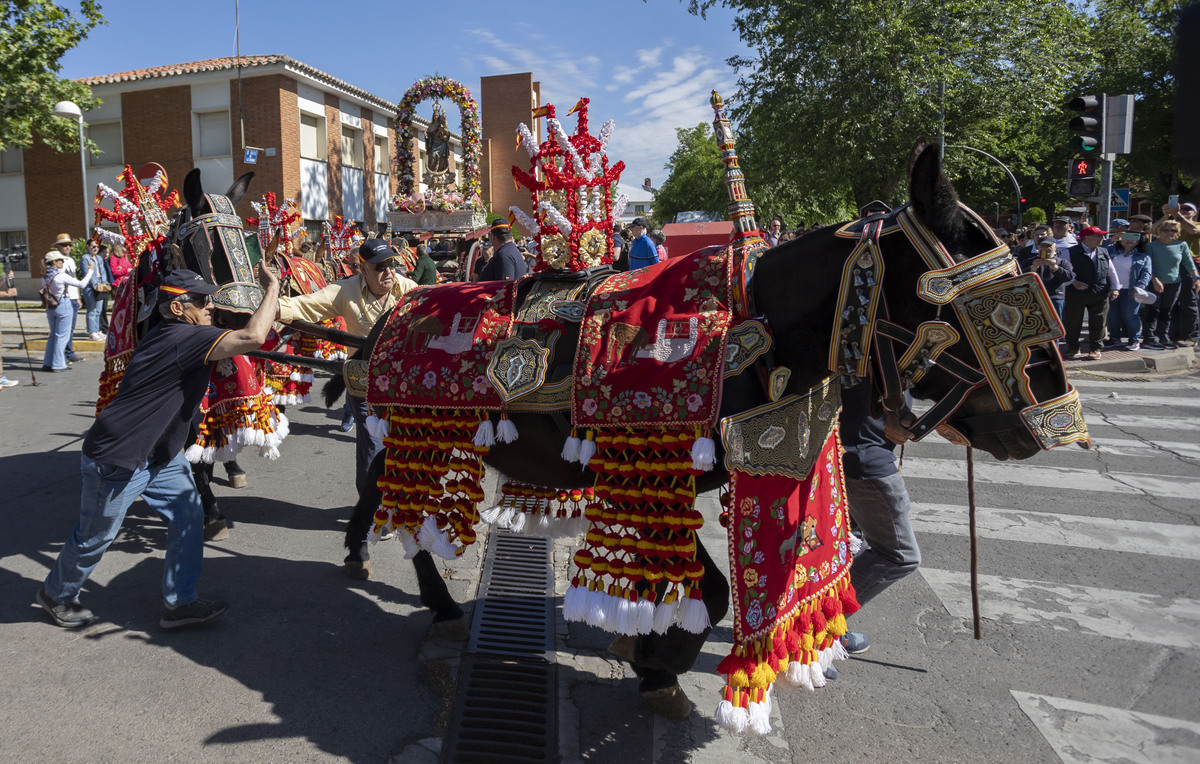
left=422, top=371, right=437, bottom=389
left=746, top=600, right=763, bottom=629
left=472, top=375, right=489, bottom=393
left=582, top=398, right=598, bottom=416
left=686, top=393, right=704, bottom=413
left=374, top=376, right=390, bottom=392
left=743, top=568, right=759, bottom=587
left=633, top=391, right=652, bottom=409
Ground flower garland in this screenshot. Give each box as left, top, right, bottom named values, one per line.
left=395, top=76, right=483, bottom=206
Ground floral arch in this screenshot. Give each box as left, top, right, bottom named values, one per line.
left=394, top=76, right=482, bottom=205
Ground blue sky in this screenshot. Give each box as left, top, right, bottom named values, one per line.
left=60, top=0, right=747, bottom=188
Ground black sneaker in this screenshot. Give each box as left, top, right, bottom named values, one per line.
left=37, top=588, right=94, bottom=628
left=160, top=598, right=229, bottom=629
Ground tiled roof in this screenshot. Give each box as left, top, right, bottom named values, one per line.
left=78, top=55, right=398, bottom=112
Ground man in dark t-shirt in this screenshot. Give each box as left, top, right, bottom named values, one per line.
left=479, top=220, right=527, bottom=281
left=38, top=265, right=280, bottom=630
left=836, top=379, right=920, bottom=667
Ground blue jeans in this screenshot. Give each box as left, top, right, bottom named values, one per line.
left=66, top=299, right=79, bottom=356
left=349, top=393, right=382, bottom=494
left=1107, top=289, right=1141, bottom=344
left=846, top=472, right=921, bottom=607
left=1051, top=297, right=1065, bottom=321
left=42, top=300, right=73, bottom=370
left=44, top=451, right=205, bottom=608
left=83, top=289, right=107, bottom=334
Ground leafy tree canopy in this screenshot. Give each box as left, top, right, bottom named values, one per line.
left=652, top=123, right=728, bottom=224
left=682, top=0, right=1189, bottom=222
left=0, top=1, right=105, bottom=153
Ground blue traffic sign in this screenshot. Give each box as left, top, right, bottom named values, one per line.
left=244, top=148, right=258, bottom=165
left=1110, top=188, right=1130, bottom=211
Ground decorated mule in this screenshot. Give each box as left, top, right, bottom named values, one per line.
left=313, top=92, right=1088, bottom=731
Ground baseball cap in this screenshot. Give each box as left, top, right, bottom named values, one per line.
left=631, top=217, right=649, bottom=228
left=1079, top=225, right=1108, bottom=237
left=1053, top=216, right=1072, bottom=224
left=1110, top=218, right=1130, bottom=228
left=359, top=238, right=394, bottom=264
left=1036, top=235, right=1055, bottom=247
left=1184, top=202, right=1198, bottom=212
left=158, top=269, right=219, bottom=302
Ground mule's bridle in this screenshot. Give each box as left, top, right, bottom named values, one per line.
left=173, top=193, right=255, bottom=284
left=829, top=204, right=1089, bottom=451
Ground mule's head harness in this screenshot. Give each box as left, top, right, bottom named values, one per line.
left=829, top=204, right=1089, bottom=451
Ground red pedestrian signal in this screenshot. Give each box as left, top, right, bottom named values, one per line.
left=1067, top=157, right=1097, bottom=198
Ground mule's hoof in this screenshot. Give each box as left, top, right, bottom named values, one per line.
left=344, top=560, right=373, bottom=580
left=228, top=473, right=247, bottom=489
left=204, top=519, right=229, bottom=542
left=432, top=616, right=469, bottom=641
left=607, top=635, right=636, bottom=662
left=641, top=683, right=692, bottom=721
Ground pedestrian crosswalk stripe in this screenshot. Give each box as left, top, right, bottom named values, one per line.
left=1088, top=414, right=1198, bottom=431
left=1012, top=691, right=1200, bottom=764
left=1077, top=392, right=1200, bottom=410
left=901, top=458, right=1200, bottom=499
left=1089, top=437, right=1200, bottom=460
left=910, top=504, right=1200, bottom=560
left=1071, top=378, right=1200, bottom=392
left=920, top=568, right=1200, bottom=649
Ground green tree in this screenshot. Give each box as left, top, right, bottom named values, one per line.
left=0, top=1, right=106, bottom=153
left=687, top=0, right=1092, bottom=219
left=653, top=123, right=727, bottom=224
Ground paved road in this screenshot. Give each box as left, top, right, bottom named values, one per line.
left=3, top=330, right=1198, bottom=763
left=555, top=372, right=1200, bottom=763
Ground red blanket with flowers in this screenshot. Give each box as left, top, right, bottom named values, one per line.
left=368, top=281, right=517, bottom=410
left=573, top=246, right=732, bottom=430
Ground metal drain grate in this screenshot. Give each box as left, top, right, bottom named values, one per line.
left=443, top=531, right=557, bottom=763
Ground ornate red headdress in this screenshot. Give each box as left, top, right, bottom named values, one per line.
left=247, top=192, right=301, bottom=252
left=510, top=98, right=626, bottom=272
left=322, top=215, right=361, bottom=257
left=92, top=165, right=178, bottom=260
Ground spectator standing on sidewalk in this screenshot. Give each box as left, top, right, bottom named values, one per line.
left=1019, top=235, right=1075, bottom=319
left=1144, top=220, right=1200, bottom=348
left=1052, top=216, right=1078, bottom=250
left=42, top=247, right=94, bottom=372
left=0, top=263, right=18, bottom=388
left=627, top=217, right=659, bottom=270
left=1158, top=202, right=1200, bottom=347
left=1106, top=230, right=1153, bottom=350
left=81, top=240, right=113, bottom=341
left=1063, top=226, right=1119, bottom=360
left=37, top=265, right=280, bottom=629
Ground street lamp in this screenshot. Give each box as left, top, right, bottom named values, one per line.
left=52, top=100, right=90, bottom=247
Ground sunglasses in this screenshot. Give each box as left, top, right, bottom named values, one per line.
left=371, top=259, right=400, bottom=271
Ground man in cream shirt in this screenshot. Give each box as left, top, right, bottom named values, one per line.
left=277, top=238, right=418, bottom=491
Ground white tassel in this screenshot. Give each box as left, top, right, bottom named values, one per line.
left=676, top=596, right=711, bottom=633
left=578, top=434, right=596, bottom=469
left=563, top=585, right=587, bottom=622
left=651, top=598, right=678, bottom=634
left=584, top=589, right=609, bottom=629
left=480, top=504, right=504, bottom=525
left=496, top=416, right=519, bottom=443
left=560, top=433, right=581, bottom=463
left=508, top=510, right=527, bottom=533
left=473, top=419, right=495, bottom=448
left=399, top=529, right=420, bottom=558
left=184, top=444, right=205, bottom=464
left=748, top=693, right=773, bottom=734
left=691, top=435, right=716, bottom=472
left=830, top=639, right=849, bottom=663
left=420, top=515, right=458, bottom=560
left=714, top=701, right=749, bottom=734
left=635, top=598, right=655, bottom=635
left=811, top=663, right=827, bottom=688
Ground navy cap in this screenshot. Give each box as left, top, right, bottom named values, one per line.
left=359, top=238, right=393, bottom=264
left=631, top=217, right=649, bottom=228
left=1110, top=218, right=1130, bottom=227
left=159, top=269, right=218, bottom=301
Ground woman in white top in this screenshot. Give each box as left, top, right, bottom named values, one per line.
left=42, top=248, right=93, bottom=372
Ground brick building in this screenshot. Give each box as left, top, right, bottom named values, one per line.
left=479, top=72, right=542, bottom=229
left=2, top=55, right=466, bottom=284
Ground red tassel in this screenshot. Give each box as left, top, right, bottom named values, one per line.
left=841, top=583, right=861, bottom=616
left=822, top=595, right=839, bottom=619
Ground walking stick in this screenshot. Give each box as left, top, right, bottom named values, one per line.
left=966, top=446, right=981, bottom=639
left=6, top=270, right=38, bottom=386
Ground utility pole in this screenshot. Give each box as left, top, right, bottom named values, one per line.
left=946, top=145, right=1023, bottom=229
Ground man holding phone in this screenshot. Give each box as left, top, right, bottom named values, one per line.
left=1018, top=234, right=1075, bottom=319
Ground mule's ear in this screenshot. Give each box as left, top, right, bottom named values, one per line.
left=908, top=140, right=961, bottom=240
left=907, top=137, right=929, bottom=176
left=183, top=168, right=205, bottom=217
left=224, top=172, right=255, bottom=207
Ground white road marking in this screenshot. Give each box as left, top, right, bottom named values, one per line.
left=911, top=504, right=1200, bottom=560
left=1071, top=378, right=1200, bottom=392
left=900, top=459, right=1200, bottom=499
left=1012, top=691, right=1200, bottom=764
left=1078, top=393, right=1200, bottom=410
left=1089, top=414, right=1199, bottom=431
left=920, top=568, right=1200, bottom=650
left=1088, top=438, right=1200, bottom=460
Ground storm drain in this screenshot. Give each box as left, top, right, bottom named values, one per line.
left=443, top=532, right=557, bottom=763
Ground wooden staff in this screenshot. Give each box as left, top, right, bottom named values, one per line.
left=967, top=446, right=982, bottom=639
left=281, top=320, right=366, bottom=348
left=247, top=349, right=346, bottom=375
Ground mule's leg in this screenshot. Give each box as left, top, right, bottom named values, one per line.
left=616, top=538, right=730, bottom=720
left=343, top=451, right=385, bottom=580
left=193, top=462, right=229, bottom=541
left=412, top=550, right=468, bottom=640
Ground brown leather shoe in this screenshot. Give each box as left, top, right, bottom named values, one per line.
left=641, top=683, right=692, bottom=721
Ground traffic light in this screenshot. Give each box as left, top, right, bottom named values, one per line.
left=1068, top=94, right=1106, bottom=155
left=1068, top=157, right=1096, bottom=198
